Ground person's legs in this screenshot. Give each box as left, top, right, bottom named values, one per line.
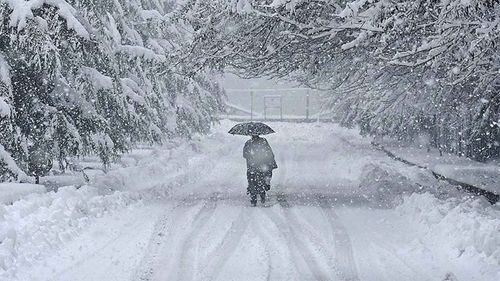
left=250, top=193, right=258, bottom=206
left=253, top=171, right=267, bottom=204
left=248, top=170, right=270, bottom=206
left=246, top=171, right=253, bottom=195
left=264, top=171, right=272, bottom=191
left=260, top=192, right=266, bottom=203
left=247, top=170, right=258, bottom=206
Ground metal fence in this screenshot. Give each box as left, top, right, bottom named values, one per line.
left=224, top=88, right=328, bottom=122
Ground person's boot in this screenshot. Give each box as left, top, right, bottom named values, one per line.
left=250, top=194, right=257, bottom=207
left=260, top=192, right=266, bottom=204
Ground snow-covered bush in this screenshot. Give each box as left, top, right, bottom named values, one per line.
left=0, top=0, right=224, bottom=180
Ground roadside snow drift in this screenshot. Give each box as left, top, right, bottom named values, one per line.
left=0, top=186, right=141, bottom=276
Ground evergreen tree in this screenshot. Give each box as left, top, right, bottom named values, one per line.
left=0, top=0, right=224, bottom=181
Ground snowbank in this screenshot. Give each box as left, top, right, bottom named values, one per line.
left=358, top=162, right=421, bottom=207
left=90, top=131, right=242, bottom=197
left=397, top=193, right=500, bottom=271
left=0, top=186, right=141, bottom=278
left=0, top=183, right=45, bottom=205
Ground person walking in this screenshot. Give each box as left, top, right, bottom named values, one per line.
left=243, top=135, right=277, bottom=206
left=228, top=122, right=278, bottom=207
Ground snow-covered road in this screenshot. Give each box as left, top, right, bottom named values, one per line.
left=5, top=121, right=499, bottom=281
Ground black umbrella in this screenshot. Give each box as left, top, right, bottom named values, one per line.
left=228, top=122, right=275, bottom=136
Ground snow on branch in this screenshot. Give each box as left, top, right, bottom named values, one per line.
left=117, top=45, right=167, bottom=62
left=0, top=54, right=12, bottom=117
left=0, top=144, right=30, bottom=182
left=80, top=67, right=114, bottom=90
left=0, top=54, right=12, bottom=93
left=0, top=97, right=10, bottom=118
left=338, top=0, right=368, bottom=18
left=2, top=0, right=90, bottom=39
left=232, top=0, right=254, bottom=14
left=140, top=9, right=164, bottom=20
left=341, top=30, right=368, bottom=50
left=120, top=78, right=147, bottom=105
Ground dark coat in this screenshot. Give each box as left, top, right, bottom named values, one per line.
left=243, top=136, right=277, bottom=172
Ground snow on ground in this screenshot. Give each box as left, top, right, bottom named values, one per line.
left=338, top=194, right=500, bottom=281
left=0, top=186, right=142, bottom=278
left=1, top=120, right=499, bottom=281
left=13, top=203, right=165, bottom=281
left=397, top=193, right=500, bottom=279
left=0, top=183, right=46, bottom=204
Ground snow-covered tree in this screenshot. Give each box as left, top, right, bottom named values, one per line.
left=0, top=0, right=224, bottom=180
left=182, top=0, right=499, bottom=160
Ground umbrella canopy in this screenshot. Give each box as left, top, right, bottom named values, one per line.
left=228, top=122, right=275, bottom=136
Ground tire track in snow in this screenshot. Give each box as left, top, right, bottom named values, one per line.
left=270, top=135, right=359, bottom=281
left=134, top=194, right=219, bottom=281
left=317, top=195, right=360, bottom=281
left=134, top=200, right=202, bottom=281
left=253, top=208, right=300, bottom=280
left=200, top=207, right=251, bottom=281
left=272, top=192, right=361, bottom=281
left=266, top=192, right=334, bottom=280
left=176, top=194, right=220, bottom=281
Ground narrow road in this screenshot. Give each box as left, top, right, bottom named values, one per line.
left=15, top=121, right=494, bottom=281
left=129, top=122, right=447, bottom=281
